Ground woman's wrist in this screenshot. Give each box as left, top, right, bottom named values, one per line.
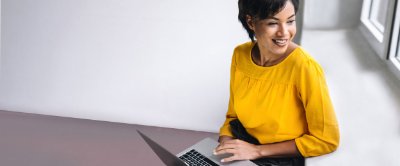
left=255, top=144, right=269, bottom=158
left=253, top=145, right=262, bottom=159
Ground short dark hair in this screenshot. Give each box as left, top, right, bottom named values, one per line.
left=238, top=0, right=299, bottom=41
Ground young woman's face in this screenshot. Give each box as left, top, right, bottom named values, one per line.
left=248, top=1, right=297, bottom=56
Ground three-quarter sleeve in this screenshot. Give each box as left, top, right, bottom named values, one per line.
left=219, top=50, right=238, bottom=137
left=294, top=59, right=340, bottom=157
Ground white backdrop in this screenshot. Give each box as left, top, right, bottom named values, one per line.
left=0, top=0, right=248, bottom=132
left=304, top=0, right=362, bottom=29
left=0, top=0, right=362, bottom=132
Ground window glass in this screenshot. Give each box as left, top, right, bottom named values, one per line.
left=396, top=36, right=400, bottom=62
left=369, top=0, right=389, bottom=33
left=388, top=0, right=400, bottom=75
left=376, top=0, right=389, bottom=26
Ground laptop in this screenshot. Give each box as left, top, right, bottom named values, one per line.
left=137, top=130, right=257, bottom=166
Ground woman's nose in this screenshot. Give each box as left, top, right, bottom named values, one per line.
left=277, top=24, right=288, bottom=36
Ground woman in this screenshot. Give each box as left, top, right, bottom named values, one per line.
left=214, top=0, right=340, bottom=165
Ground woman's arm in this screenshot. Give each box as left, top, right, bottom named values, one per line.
left=214, top=139, right=301, bottom=163
left=294, top=60, right=340, bottom=157
left=257, top=139, right=300, bottom=157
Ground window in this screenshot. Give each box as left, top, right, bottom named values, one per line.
left=370, top=0, right=389, bottom=33
left=397, top=39, right=400, bottom=61
left=361, top=0, right=400, bottom=79
left=361, top=0, right=389, bottom=42
left=388, top=0, right=400, bottom=76
left=360, top=0, right=396, bottom=59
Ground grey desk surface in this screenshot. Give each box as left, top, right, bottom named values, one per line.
left=0, top=110, right=218, bottom=166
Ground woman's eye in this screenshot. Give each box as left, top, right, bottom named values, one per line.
left=287, top=20, right=296, bottom=24
left=267, top=22, right=278, bottom=26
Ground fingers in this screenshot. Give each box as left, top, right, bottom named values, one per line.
left=213, top=146, right=240, bottom=163
left=214, top=139, right=241, bottom=154
left=213, top=139, right=259, bottom=163
left=221, top=155, right=239, bottom=163
left=218, top=139, right=245, bottom=147
left=215, top=144, right=237, bottom=153
left=217, top=150, right=246, bottom=163
left=214, top=148, right=237, bottom=156
left=214, top=139, right=246, bottom=157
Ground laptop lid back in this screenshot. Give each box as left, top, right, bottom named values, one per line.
left=137, top=130, right=187, bottom=166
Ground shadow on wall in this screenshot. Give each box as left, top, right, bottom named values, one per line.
left=304, top=0, right=363, bottom=29
left=345, top=30, right=400, bottom=133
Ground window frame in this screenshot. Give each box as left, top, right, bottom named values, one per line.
left=361, top=0, right=384, bottom=42
left=359, top=0, right=396, bottom=61
left=388, top=0, right=400, bottom=79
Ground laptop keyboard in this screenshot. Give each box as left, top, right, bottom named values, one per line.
left=179, top=149, right=219, bottom=166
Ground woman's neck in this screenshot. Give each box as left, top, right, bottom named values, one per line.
left=252, top=42, right=297, bottom=67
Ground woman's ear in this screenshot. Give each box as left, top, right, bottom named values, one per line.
left=246, top=15, right=255, bottom=31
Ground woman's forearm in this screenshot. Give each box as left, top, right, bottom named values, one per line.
left=214, top=138, right=302, bottom=162
left=256, top=139, right=301, bottom=158
left=218, top=136, right=301, bottom=158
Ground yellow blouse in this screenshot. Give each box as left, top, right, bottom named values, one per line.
left=219, top=42, right=340, bottom=157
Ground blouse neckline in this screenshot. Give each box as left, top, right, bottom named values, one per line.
left=248, top=42, right=300, bottom=70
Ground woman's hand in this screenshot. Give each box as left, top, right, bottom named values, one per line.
left=214, top=139, right=261, bottom=163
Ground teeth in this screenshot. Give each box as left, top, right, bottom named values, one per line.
left=273, top=39, right=287, bottom=46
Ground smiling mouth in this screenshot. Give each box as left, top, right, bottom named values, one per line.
left=272, top=39, right=288, bottom=47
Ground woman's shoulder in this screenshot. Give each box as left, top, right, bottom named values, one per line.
left=230, top=41, right=254, bottom=66
left=233, top=41, right=254, bottom=54
left=291, top=47, right=325, bottom=77
left=292, top=47, right=322, bottom=68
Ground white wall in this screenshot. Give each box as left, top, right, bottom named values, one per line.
left=0, top=0, right=364, bottom=132
left=0, top=0, right=248, bottom=132
left=0, top=0, right=1, bottom=71
left=304, top=0, right=363, bottom=29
